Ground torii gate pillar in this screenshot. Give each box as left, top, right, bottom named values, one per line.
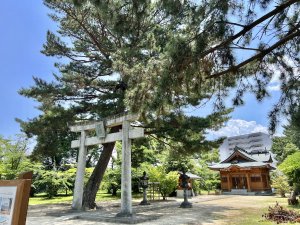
left=72, top=130, right=87, bottom=210
left=69, top=114, right=144, bottom=214
left=117, top=120, right=132, bottom=216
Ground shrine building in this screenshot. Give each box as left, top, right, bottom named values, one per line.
left=209, top=146, right=275, bottom=194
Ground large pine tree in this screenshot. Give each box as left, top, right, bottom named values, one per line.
left=19, top=0, right=231, bottom=208
left=75, top=0, right=299, bottom=132
left=19, top=0, right=299, bottom=208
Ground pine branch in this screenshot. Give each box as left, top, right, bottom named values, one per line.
left=54, top=94, right=99, bottom=101
left=198, top=0, right=298, bottom=58
left=207, top=28, right=300, bottom=79
left=148, top=134, right=175, bottom=148
left=215, top=21, right=247, bottom=28
left=95, top=13, right=122, bottom=48
left=229, top=45, right=263, bottom=52
left=62, top=6, right=111, bottom=59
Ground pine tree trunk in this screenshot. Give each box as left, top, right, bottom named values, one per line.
left=82, top=126, right=119, bottom=209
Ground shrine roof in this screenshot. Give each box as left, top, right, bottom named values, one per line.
left=209, top=146, right=276, bottom=171
left=250, top=153, right=273, bottom=162
left=221, top=146, right=273, bottom=163
left=221, top=147, right=256, bottom=163
left=209, top=161, right=276, bottom=170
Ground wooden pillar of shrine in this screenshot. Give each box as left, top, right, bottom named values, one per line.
left=246, top=173, right=251, bottom=192
left=266, top=173, right=270, bottom=188
left=227, top=174, right=230, bottom=191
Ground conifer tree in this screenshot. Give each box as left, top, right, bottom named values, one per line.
left=19, top=0, right=299, bottom=208
left=77, top=0, right=300, bottom=132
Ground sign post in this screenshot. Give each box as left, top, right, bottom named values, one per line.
left=0, top=171, right=33, bottom=225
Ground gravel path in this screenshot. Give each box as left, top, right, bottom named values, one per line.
left=26, top=195, right=275, bottom=225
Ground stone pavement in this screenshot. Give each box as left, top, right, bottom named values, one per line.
left=25, top=195, right=237, bottom=225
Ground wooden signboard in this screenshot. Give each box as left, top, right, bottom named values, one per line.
left=0, top=172, right=32, bottom=225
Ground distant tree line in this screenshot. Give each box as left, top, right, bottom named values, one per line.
left=271, top=118, right=300, bottom=204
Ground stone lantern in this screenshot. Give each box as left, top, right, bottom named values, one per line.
left=139, top=171, right=150, bottom=205
left=180, top=171, right=192, bottom=208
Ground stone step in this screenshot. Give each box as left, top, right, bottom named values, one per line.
left=222, top=189, right=256, bottom=195
left=230, top=189, right=248, bottom=194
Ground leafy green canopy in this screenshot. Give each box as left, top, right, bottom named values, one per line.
left=19, top=0, right=236, bottom=162
left=0, top=135, right=33, bottom=179
left=270, top=117, right=300, bottom=199
left=279, top=152, right=300, bottom=185
left=19, top=0, right=300, bottom=166
left=16, top=108, right=77, bottom=167
left=287, top=109, right=300, bottom=149
left=66, top=0, right=238, bottom=114
left=271, top=118, right=300, bottom=164
left=144, top=165, right=178, bottom=200
left=270, top=170, right=290, bottom=197
left=74, top=0, right=299, bottom=133
left=271, top=137, right=299, bottom=164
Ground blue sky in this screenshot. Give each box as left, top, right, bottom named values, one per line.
left=0, top=1, right=284, bottom=140
left=0, top=1, right=56, bottom=138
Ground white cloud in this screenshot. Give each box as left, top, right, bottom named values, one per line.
left=267, top=84, right=281, bottom=91
left=266, top=65, right=281, bottom=92
left=269, top=66, right=281, bottom=83
left=207, top=119, right=268, bottom=139
left=267, top=56, right=299, bottom=92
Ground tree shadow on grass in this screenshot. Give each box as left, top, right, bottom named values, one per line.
left=27, top=198, right=238, bottom=224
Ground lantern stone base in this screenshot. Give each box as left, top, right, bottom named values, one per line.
left=116, top=212, right=134, bottom=218
left=139, top=200, right=151, bottom=205
left=180, top=201, right=192, bottom=208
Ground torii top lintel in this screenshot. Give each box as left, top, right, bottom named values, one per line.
left=69, top=114, right=139, bottom=132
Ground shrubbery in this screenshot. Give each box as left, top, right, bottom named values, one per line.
left=33, top=169, right=71, bottom=198
left=271, top=171, right=290, bottom=198
left=146, top=165, right=178, bottom=200
left=32, top=166, right=93, bottom=198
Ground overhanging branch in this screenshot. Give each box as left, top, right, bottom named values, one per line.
left=198, top=0, right=298, bottom=58
left=207, top=28, right=300, bottom=79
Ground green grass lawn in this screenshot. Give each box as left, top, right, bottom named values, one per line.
left=227, top=196, right=300, bottom=225
left=29, top=190, right=121, bottom=205
left=29, top=190, right=147, bottom=205
left=230, top=208, right=300, bottom=225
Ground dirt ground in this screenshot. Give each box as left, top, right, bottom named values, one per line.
left=25, top=195, right=291, bottom=225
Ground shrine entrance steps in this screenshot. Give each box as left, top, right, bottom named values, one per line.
left=222, top=189, right=273, bottom=196
left=223, top=189, right=255, bottom=195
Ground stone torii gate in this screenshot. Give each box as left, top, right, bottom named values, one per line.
left=70, top=114, right=144, bottom=216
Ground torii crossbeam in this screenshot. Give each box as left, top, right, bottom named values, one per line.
left=70, top=114, right=144, bottom=216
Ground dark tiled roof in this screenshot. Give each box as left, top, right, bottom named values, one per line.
left=209, top=146, right=275, bottom=170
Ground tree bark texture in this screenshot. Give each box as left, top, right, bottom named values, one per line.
left=82, top=126, right=120, bottom=209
